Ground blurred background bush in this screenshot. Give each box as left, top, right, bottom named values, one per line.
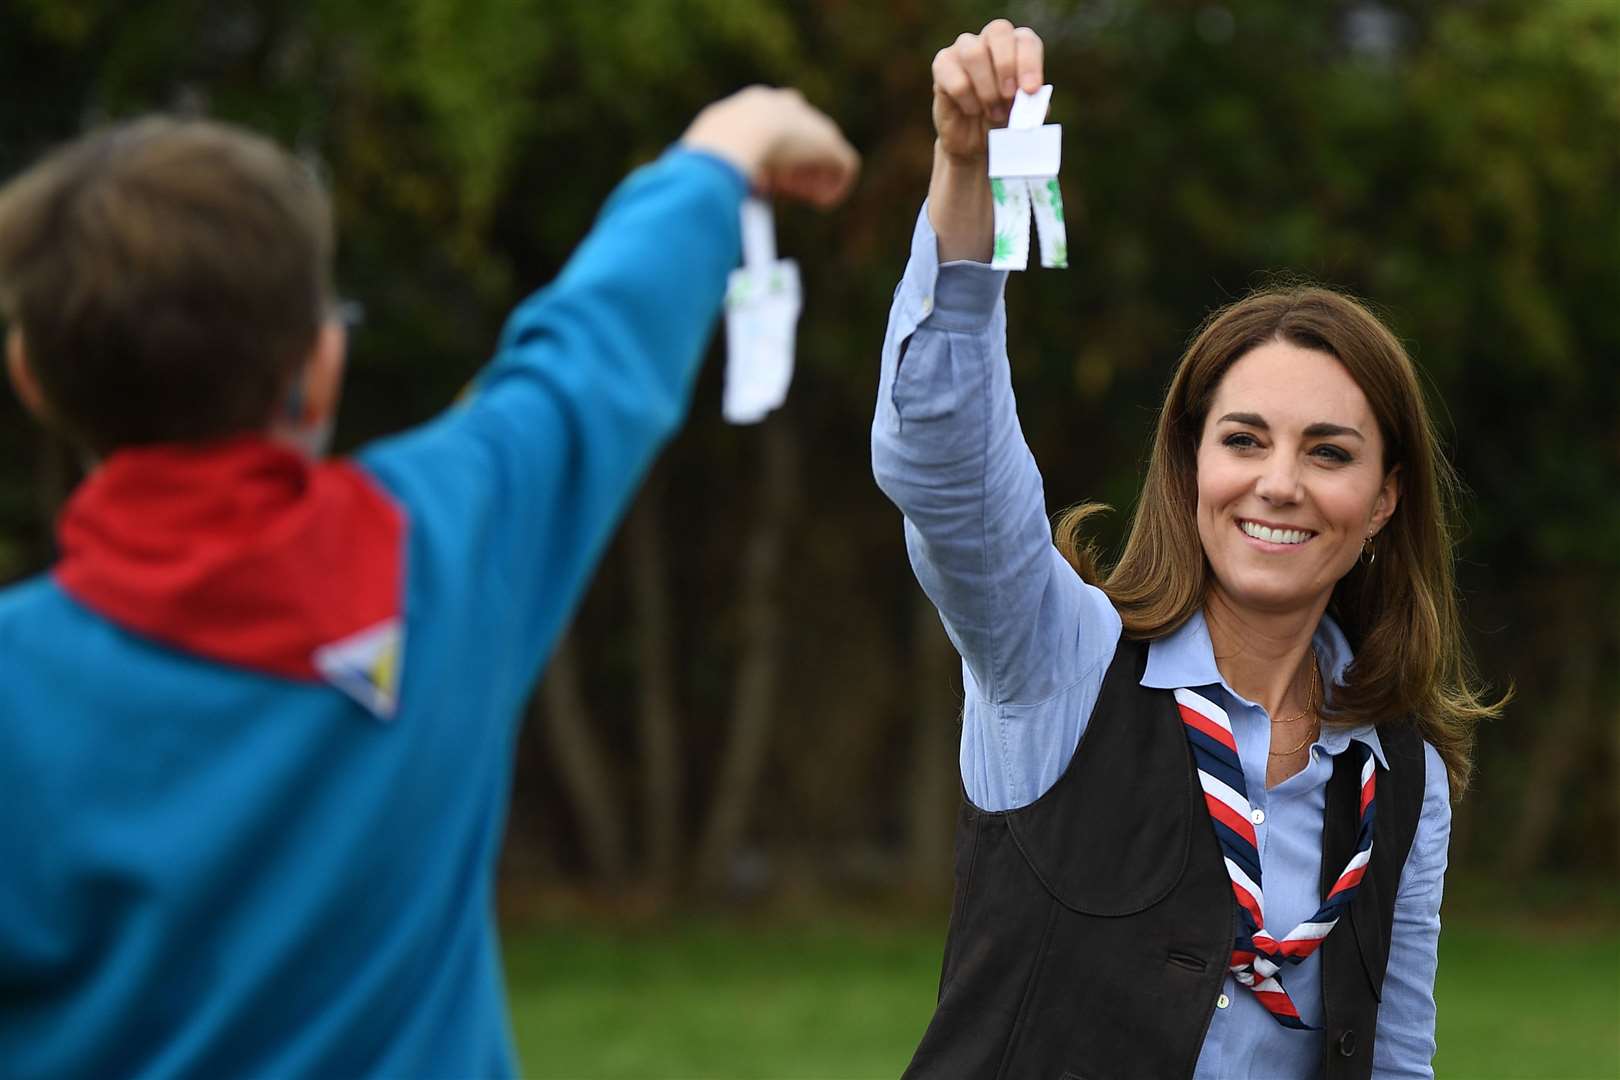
left=3, top=1, right=1615, bottom=1076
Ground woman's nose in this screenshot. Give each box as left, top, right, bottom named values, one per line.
left=1253, top=453, right=1302, bottom=504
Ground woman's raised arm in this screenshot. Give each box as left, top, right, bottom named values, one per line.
left=871, top=22, right=1121, bottom=809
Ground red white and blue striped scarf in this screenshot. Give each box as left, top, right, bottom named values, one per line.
left=1175, top=686, right=1376, bottom=1030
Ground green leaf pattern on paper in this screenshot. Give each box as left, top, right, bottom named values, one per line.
left=1046, top=179, right=1064, bottom=223
left=993, top=231, right=1014, bottom=262
left=990, top=178, right=1007, bottom=205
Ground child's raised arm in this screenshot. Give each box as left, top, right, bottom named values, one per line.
left=359, top=88, right=856, bottom=708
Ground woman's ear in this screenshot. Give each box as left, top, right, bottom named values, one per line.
left=1370, top=464, right=1402, bottom=536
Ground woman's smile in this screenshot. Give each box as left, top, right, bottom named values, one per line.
left=1236, top=518, right=1317, bottom=547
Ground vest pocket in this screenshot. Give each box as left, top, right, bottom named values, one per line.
left=1167, top=949, right=1209, bottom=973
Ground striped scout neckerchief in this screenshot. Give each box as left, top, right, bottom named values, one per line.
left=1174, top=686, right=1377, bottom=1030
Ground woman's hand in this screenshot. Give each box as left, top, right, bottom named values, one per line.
left=928, top=20, right=1046, bottom=261
left=682, top=86, right=860, bottom=209
left=933, top=20, right=1046, bottom=163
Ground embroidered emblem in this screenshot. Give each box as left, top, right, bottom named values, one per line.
left=313, top=617, right=405, bottom=720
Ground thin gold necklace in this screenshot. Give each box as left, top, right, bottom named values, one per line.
left=1269, top=717, right=1320, bottom=757
left=1269, top=650, right=1321, bottom=757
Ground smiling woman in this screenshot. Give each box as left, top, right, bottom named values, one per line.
left=873, top=18, right=1505, bottom=1080
left=1053, top=286, right=1497, bottom=799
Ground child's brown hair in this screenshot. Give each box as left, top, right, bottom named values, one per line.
left=0, top=116, right=333, bottom=451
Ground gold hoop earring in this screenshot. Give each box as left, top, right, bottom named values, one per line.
left=1361, top=534, right=1377, bottom=567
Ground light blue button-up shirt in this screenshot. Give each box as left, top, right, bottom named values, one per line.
left=872, top=207, right=1452, bottom=1078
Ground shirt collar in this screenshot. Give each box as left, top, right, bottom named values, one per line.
left=1142, top=608, right=1387, bottom=768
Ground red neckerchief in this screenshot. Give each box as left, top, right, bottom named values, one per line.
left=55, top=437, right=406, bottom=717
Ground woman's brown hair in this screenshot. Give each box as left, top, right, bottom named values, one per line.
left=1054, top=285, right=1504, bottom=796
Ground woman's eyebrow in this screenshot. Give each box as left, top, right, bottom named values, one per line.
left=1216, top=413, right=1365, bottom=441
left=1303, top=422, right=1365, bottom=440
left=1217, top=411, right=1268, bottom=428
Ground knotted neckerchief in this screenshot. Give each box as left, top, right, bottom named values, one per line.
left=1174, top=687, right=1376, bottom=1029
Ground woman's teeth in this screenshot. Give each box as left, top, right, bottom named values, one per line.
left=1240, top=521, right=1312, bottom=545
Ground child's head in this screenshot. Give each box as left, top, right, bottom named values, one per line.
left=0, top=116, right=336, bottom=453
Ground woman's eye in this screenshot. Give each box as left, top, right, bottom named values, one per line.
left=1311, top=444, right=1352, bottom=463
left=1222, top=432, right=1260, bottom=450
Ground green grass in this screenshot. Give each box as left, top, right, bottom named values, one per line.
left=502, top=916, right=1620, bottom=1079
left=503, top=919, right=937, bottom=1079
left=1432, top=921, right=1620, bottom=1079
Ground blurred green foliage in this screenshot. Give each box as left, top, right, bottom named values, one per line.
left=1, top=0, right=1616, bottom=884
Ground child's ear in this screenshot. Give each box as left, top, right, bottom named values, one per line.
left=6, top=329, right=51, bottom=422
left=281, top=319, right=347, bottom=427
left=301, top=319, right=348, bottom=425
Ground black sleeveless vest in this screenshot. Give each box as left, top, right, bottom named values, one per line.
left=904, top=638, right=1426, bottom=1080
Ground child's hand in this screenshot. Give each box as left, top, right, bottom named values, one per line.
left=681, top=87, right=860, bottom=209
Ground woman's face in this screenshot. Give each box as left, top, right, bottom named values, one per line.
left=1195, top=339, right=1399, bottom=618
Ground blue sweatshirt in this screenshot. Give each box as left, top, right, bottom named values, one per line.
left=0, top=148, right=745, bottom=1078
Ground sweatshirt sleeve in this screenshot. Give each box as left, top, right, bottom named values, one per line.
left=358, top=147, right=746, bottom=700
left=871, top=205, right=1121, bottom=810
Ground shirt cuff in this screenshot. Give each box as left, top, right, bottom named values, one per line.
left=894, top=204, right=1008, bottom=338
left=933, top=260, right=1007, bottom=330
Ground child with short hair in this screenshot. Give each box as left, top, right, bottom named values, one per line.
left=0, top=88, right=855, bottom=1077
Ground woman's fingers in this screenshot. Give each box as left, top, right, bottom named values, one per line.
left=982, top=19, right=1020, bottom=102
left=1013, top=26, right=1045, bottom=93
left=953, top=31, right=1004, bottom=121
left=935, top=23, right=1047, bottom=122
left=930, top=23, right=1048, bottom=163
left=932, top=45, right=981, bottom=118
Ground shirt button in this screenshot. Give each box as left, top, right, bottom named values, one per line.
left=920, top=295, right=933, bottom=315
left=1251, top=808, right=1266, bottom=825
left=1216, top=993, right=1231, bottom=1009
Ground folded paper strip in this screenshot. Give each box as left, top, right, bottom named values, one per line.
left=987, top=85, right=1068, bottom=272
left=723, top=198, right=801, bottom=423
